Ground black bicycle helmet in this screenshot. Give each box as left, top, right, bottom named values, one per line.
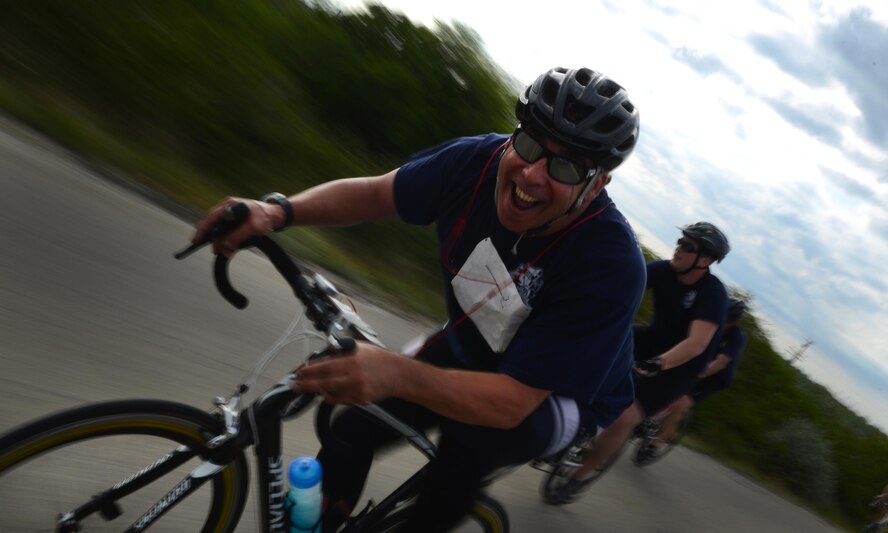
left=679, top=222, right=731, bottom=262
left=515, top=67, right=640, bottom=171
left=727, top=299, right=747, bottom=322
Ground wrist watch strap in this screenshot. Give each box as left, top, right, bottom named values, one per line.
left=261, top=192, right=293, bottom=232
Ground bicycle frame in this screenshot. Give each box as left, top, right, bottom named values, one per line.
left=54, top=227, right=446, bottom=532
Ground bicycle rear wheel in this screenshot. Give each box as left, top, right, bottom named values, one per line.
left=366, top=492, right=509, bottom=533
left=0, top=399, right=249, bottom=532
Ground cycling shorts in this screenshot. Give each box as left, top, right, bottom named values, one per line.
left=632, top=325, right=699, bottom=416
left=690, top=376, right=728, bottom=403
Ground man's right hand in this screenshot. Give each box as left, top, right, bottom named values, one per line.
left=192, top=197, right=286, bottom=257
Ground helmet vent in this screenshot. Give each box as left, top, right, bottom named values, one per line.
left=564, top=95, right=596, bottom=124
left=593, top=115, right=623, bottom=134
left=597, top=81, right=621, bottom=98
left=622, top=101, right=635, bottom=113
left=542, top=79, right=560, bottom=105
left=616, top=135, right=635, bottom=151
left=575, top=68, right=593, bottom=86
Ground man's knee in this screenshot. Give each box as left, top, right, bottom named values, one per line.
left=619, top=402, right=645, bottom=427
left=598, top=402, right=643, bottom=438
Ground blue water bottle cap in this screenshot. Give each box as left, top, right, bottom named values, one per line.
left=288, top=456, right=322, bottom=489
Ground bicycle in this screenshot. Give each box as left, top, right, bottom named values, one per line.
left=540, top=398, right=692, bottom=504
left=863, top=495, right=888, bottom=533
left=0, top=204, right=508, bottom=532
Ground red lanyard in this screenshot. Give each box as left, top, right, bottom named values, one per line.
left=421, top=141, right=614, bottom=355
left=440, top=141, right=509, bottom=275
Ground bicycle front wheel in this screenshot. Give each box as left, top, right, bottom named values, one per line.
left=367, top=492, right=509, bottom=533
left=0, top=399, right=249, bottom=532
left=633, top=410, right=693, bottom=467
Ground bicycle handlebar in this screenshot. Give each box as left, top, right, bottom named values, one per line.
left=175, top=202, right=371, bottom=346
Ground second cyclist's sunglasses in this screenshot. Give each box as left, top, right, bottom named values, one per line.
left=676, top=238, right=699, bottom=253
left=510, top=126, right=596, bottom=185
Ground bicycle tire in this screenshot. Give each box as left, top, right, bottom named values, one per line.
left=366, top=492, right=509, bottom=533
left=0, top=399, right=249, bottom=532
left=541, top=449, right=619, bottom=505
left=632, top=410, right=693, bottom=467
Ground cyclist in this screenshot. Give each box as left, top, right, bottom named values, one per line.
left=193, top=67, right=644, bottom=531
left=545, top=222, right=730, bottom=504
left=864, top=484, right=888, bottom=532
left=634, top=298, right=748, bottom=464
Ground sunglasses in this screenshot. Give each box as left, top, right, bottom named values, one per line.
left=676, top=238, right=699, bottom=254
left=510, top=127, right=596, bottom=185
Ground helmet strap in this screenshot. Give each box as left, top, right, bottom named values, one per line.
left=524, top=172, right=600, bottom=237
left=675, top=253, right=711, bottom=275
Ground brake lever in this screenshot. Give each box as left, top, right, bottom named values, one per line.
left=306, top=335, right=356, bottom=363
left=174, top=202, right=251, bottom=259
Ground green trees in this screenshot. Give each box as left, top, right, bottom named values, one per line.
left=0, top=0, right=514, bottom=316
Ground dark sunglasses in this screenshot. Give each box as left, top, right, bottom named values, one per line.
left=510, top=127, right=596, bottom=185
left=676, top=238, right=699, bottom=253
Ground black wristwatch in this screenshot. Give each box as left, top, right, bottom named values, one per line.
left=261, top=192, right=293, bottom=232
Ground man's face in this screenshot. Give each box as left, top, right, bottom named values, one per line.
left=495, top=130, right=597, bottom=235
left=671, top=235, right=702, bottom=271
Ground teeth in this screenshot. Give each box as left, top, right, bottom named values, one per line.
left=515, top=186, right=539, bottom=203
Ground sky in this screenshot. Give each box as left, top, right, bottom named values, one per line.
left=337, top=0, right=888, bottom=432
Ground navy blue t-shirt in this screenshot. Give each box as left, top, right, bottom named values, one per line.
left=711, top=326, right=747, bottom=386
left=645, top=259, right=728, bottom=374
left=393, top=134, right=646, bottom=427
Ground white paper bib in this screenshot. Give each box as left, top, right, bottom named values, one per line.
left=451, top=238, right=532, bottom=352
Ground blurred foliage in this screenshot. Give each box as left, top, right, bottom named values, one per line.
left=0, top=0, right=515, bottom=317
left=0, top=1, right=886, bottom=529
left=767, top=418, right=837, bottom=505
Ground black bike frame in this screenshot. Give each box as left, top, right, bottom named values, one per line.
left=71, top=225, right=448, bottom=532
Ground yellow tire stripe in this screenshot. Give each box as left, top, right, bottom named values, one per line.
left=0, top=415, right=240, bottom=531
left=472, top=501, right=505, bottom=533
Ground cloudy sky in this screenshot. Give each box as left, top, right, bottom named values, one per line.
left=339, top=0, right=888, bottom=432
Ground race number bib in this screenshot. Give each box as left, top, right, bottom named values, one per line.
left=451, top=238, right=532, bottom=352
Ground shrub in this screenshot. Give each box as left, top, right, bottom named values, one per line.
left=767, top=418, right=837, bottom=505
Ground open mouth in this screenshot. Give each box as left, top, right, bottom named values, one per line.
left=512, top=184, right=542, bottom=209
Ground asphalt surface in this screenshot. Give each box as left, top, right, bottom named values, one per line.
left=0, top=117, right=843, bottom=532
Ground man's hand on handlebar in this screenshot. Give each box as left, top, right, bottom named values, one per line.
left=293, top=342, right=403, bottom=405
left=192, top=197, right=286, bottom=257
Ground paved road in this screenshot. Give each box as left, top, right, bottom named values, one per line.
left=0, top=118, right=842, bottom=532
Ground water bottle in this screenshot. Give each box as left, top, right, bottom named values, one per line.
left=287, top=456, right=322, bottom=533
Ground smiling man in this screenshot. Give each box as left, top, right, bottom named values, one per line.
left=194, top=66, right=643, bottom=531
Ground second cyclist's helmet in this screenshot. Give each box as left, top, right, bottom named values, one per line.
left=515, top=67, right=640, bottom=171
left=727, top=299, right=747, bottom=322
left=680, top=222, right=731, bottom=262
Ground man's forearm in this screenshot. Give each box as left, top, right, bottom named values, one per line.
left=397, top=358, right=549, bottom=429
left=286, top=172, right=399, bottom=227
left=660, top=339, right=707, bottom=370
